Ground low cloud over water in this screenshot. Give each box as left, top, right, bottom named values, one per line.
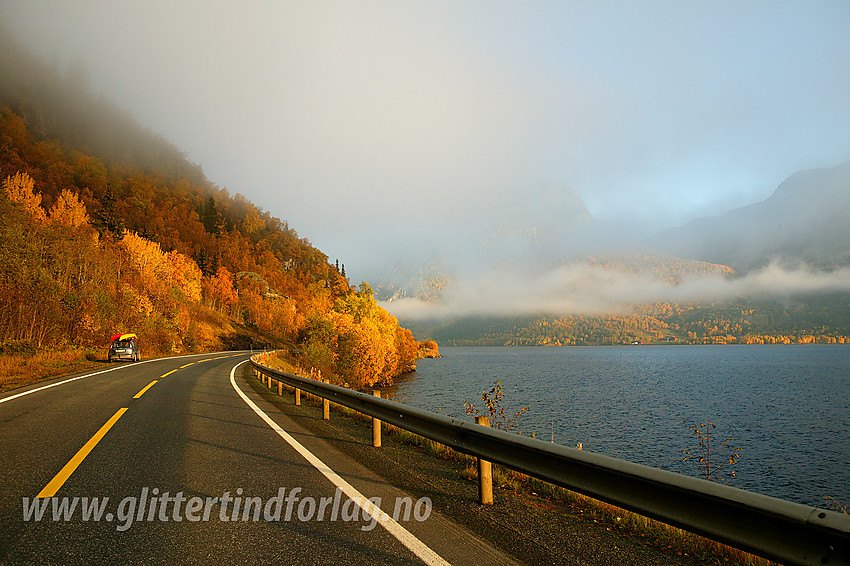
left=383, top=261, right=850, bottom=320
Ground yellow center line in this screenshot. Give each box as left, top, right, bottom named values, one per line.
left=160, top=369, right=177, bottom=378
left=180, top=362, right=194, bottom=368
left=133, top=380, right=158, bottom=399
left=37, top=408, right=128, bottom=498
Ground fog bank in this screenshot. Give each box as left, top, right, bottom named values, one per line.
left=382, top=261, right=850, bottom=321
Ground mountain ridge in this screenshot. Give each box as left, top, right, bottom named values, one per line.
left=377, top=167, right=850, bottom=346
left=648, top=162, right=850, bottom=271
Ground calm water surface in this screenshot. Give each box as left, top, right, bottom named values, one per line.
left=385, top=345, right=850, bottom=508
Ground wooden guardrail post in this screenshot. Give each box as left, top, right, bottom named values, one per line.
left=476, top=416, right=494, bottom=505
left=372, top=391, right=382, bottom=447
left=249, top=359, right=850, bottom=564
left=277, top=380, right=282, bottom=396
left=295, top=388, right=301, bottom=406
left=322, top=380, right=330, bottom=420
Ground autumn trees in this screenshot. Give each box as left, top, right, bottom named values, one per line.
left=0, top=172, right=101, bottom=347
left=0, top=104, right=421, bottom=384
left=0, top=166, right=424, bottom=381
left=0, top=169, right=266, bottom=352
left=430, top=301, right=850, bottom=347
left=3, top=171, right=47, bottom=222
left=297, top=283, right=420, bottom=388
left=1, top=38, right=425, bottom=381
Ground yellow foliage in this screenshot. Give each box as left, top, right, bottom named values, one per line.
left=305, top=287, right=419, bottom=387
left=120, top=233, right=201, bottom=302
left=3, top=171, right=46, bottom=222
left=121, top=232, right=168, bottom=291
left=165, top=251, right=202, bottom=303
left=49, top=188, right=89, bottom=227
left=137, top=294, right=155, bottom=317
left=0, top=109, right=422, bottom=365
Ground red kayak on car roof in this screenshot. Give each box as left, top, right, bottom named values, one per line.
left=108, top=333, right=140, bottom=362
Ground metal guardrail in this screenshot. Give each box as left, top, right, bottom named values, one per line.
left=250, top=358, right=850, bottom=566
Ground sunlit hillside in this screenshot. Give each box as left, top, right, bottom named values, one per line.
left=0, top=35, right=422, bottom=389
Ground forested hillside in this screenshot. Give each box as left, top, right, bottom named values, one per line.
left=409, top=295, right=850, bottom=347
left=0, top=32, right=420, bottom=388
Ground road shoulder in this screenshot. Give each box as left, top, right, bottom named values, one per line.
left=241, top=367, right=712, bottom=566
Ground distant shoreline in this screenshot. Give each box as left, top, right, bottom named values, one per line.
left=428, top=341, right=850, bottom=348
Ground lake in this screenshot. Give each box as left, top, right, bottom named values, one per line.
left=384, top=345, right=850, bottom=508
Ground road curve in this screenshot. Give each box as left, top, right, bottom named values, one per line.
left=0, top=353, right=519, bottom=565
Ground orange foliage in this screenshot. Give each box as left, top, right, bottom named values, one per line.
left=206, top=266, right=238, bottom=315
left=0, top=101, right=419, bottom=374
left=297, top=284, right=419, bottom=388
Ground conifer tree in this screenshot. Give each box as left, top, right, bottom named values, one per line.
left=93, top=184, right=125, bottom=237
left=202, top=195, right=224, bottom=235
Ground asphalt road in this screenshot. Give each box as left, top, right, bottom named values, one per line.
left=0, top=353, right=519, bottom=565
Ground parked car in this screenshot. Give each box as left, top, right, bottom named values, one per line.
left=108, top=333, right=140, bottom=362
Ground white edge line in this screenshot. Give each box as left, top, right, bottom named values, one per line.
left=229, top=360, right=450, bottom=566
left=0, top=351, right=250, bottom=405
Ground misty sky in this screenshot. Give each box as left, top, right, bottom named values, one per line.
left=2, top=1, right=850, bottom=282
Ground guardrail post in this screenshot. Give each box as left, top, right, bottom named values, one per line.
left=277, top=380, right=282, bottom=396
left=476, top=416, right=494, bottom=505
left=295, top=388, right=301, bottom=406
left=322, top=380, right=330, bottom=420
left=372, top=391, right=382, bottom=447
left=248, top=358, right=850, bottom=563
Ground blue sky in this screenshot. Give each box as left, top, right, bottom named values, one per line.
left=2, top=1, right=849, bottom=279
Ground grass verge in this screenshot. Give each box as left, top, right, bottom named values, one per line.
left=0, top=349, right=103, bottom=392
